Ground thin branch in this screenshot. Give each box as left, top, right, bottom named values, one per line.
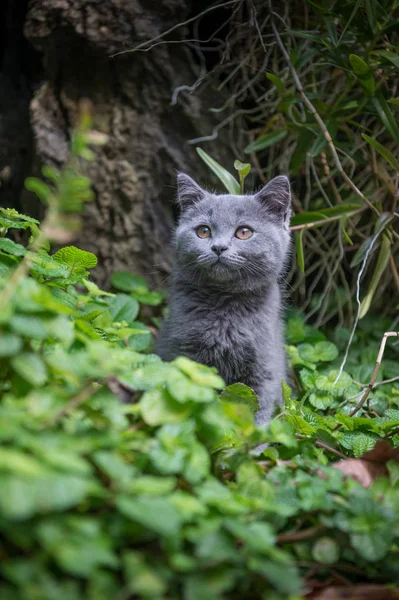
left=315, top=441, right=347, bottom=459
left=277, top=525, right=325, bottom=544
left=45, top=382, right=98, bottom=427
left=349, top=332, right=399, bottom=417
left=110, top=0, right=243, bottom=57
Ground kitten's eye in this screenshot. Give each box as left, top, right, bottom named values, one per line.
left=235, top=226, right=253, bottom=240
left=196, top=225, right=211, bottom=238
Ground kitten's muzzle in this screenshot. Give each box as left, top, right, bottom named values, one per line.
left=211, top=244, right=228, bottom=256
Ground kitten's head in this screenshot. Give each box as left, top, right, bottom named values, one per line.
left=175, top=173, right=292, bottom=291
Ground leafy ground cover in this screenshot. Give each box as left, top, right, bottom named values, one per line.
left=0, top=114, right=398, bottom=600
left=0, top=203, right=399, bottom=599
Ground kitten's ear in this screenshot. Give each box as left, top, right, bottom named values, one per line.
left=176, top=172, right=205, bottom=210
left=254, top=176, right=291, bottom=222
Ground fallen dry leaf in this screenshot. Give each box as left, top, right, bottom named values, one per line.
left=333, top=440, right=399, bottom=488
left=310, top=584, right=399, bottom=600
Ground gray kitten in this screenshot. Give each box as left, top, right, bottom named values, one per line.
left=157, top=173, right=291, bottom=425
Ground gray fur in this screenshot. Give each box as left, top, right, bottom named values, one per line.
left=157, top=173, right=292, bottom=424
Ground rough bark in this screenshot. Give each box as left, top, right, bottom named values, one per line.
left=20, top=0, right=231, bottom=286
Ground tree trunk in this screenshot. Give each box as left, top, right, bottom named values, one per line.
left=5, top=0, right=232, bottom=287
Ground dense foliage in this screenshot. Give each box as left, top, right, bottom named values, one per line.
left=0, top=162, right=399, bottom=598
left=193, top=0, right=399, bottom=323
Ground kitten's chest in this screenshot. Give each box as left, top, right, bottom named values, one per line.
left=179, top=302, right=262, bottom=384
left=186, top=302, right=257, bottom=346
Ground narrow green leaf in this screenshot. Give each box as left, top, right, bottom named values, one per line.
left=24, top=177, right=53, bottom=204
left=364, top=0, right=377, bottom=33
left=266, top=72, right=285, bottom=95
left=290, top=128, right=315, bottom=174
left=337, top=0, right=362, bottom=44
left=374, top=50, right=399, bottom=69
left=244, top=130, right=287, bottom=154
left=359, top=233, right=391, bottom=319
left=290, top=203, right=362, bottom=227
left=349, top=54, right=375, bottom=93
left=196, top=148, right=240, bottom=194
left=362, top=134, right=399, bottom=170
left=373, top=90, right=399, bottom=144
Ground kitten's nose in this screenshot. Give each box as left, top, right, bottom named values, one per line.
left=211, top=245, right=228, bottom=256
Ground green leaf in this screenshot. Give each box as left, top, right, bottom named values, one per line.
left=351, top=529, right=391, bottom=561
left=337, top=0, right=362, bottom=44
left=111, top=271, right=148, bottom=293
left=234, top=160, right=251, bottom=193
left=220, top=383, right=259, bottom=414
left=316, top=370, right=353, bottom=394
left=168, top=376, right=217, bottom=404
left=123, top=551, right=167, bottom=597
left=359, top=233, right=391, bottom=319
left=196, top=147, right=240, bottom=194
left=0, top=448, right=46, bottom=477
left=0, top=238, right=27, bottom=257
left=10, top=315, right=48, bottom=340
left=52, top=246, right=97, bottom=275
left=108, top=294, right=139, bottom=324
left=298, top=341, right=338, bottom=363
left=0, top=474, right=93, bottom=519
left=290, top=128, right=314, bottom=174
left=24, top=177, right=53, bottom=203
left=286, top=316, right=326, bottom=344
left=173, top=356, right=225, bottom=388
left=133, top=289, right=164, bottom=306
left=349, top=54, right=375, bottom=93
left=128, top=322, right=152, bottom=351
left=266, top=72, right=285, bottom=94
left=373, top=90, right=399, bottom=144
left=362, top=134, right=399, bottom=170
left=0, top=334, right=23, bottom=357
left=140, top=388, right=192, bottom=426
left=374, top=50, right=399, bottom=69
left=309, top=390, right=334, bottom=410
left=244, top=129, right=287, bottom=154
left=11, top=352, right=48, bottom=386
left=364, top=0, right=377, bottom=33
left=290, top=202, right=362, bottom=227
left=387, top=460, right=399, bottom=486
left=116, top=496, right=182, bottom=537
left=119, top=362, right=179, bottom=391
left=312, top=537, right=340, bottom=564
left=353, top=434, right=377, bottom=457
left=267, top=420, right=297, bottom=448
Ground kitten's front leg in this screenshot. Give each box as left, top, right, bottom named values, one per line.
left=254, top=378, right=284, bottom=426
